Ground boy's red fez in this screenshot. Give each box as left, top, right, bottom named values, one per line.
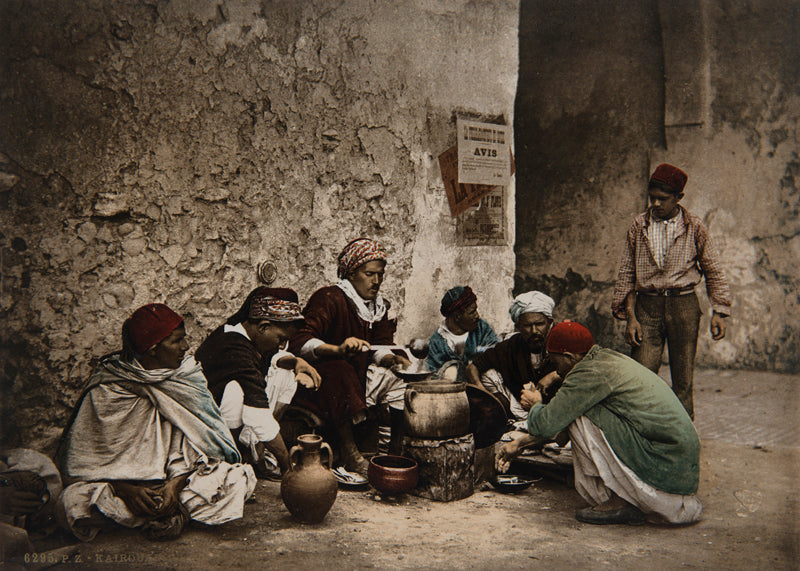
left=649, top=164, right=688, bottom=194
left=127, top=303, right=184, bottom=354
left=546, top=322, right=594, bottom=355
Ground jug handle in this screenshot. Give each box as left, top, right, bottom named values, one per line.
left=405, top=388, right=417, bottom=414
left=288, top=444, right=302, bottom=471
left=320, top=442, right=333, bottom=470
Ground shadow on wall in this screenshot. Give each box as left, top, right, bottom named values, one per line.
left=512, top=0, right=664, bottom=352
left=512, top=0, right=800, bottom=372
left=514, top=268, right=627, bottom=354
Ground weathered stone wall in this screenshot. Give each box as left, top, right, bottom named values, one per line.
left=515, top=0, right=800, bottom=372
left=0, top=0, right=519, bottom=450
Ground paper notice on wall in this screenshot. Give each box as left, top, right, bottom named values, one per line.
left=438, top=145, right=497, bottom=217
left=439, top=143, right=514, bottom=217
left=456, top=118, right=510, bottom=186
left=456, top=188, right=506, bottom=246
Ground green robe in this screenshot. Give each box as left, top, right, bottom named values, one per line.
left=528, top=346, right=700, bottom=495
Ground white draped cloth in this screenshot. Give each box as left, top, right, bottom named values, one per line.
left=58, top=355, right=256, bottom=540
left=569, top=416, right=703, bottom=524
left=480, top=369, right=529, bottom=420
left=436, top=323, right=469, bottom=357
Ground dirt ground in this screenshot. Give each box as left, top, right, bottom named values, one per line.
left=10, top=368, right=800, bottom=570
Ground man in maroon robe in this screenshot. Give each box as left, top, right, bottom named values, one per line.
left=290, top=238, right=410, bottom=475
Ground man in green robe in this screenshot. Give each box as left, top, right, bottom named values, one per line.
left=497, top=322, right=702, bottom=525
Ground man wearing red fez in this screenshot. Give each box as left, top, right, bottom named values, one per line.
left=196, top=287, right=320, bottom=478
left=57, top=304, right=255, bottom=541
left=497, top=322, right=702, bottom=526
left=289, top=238, right=411, bottom=476
left=425, top=286, right=499, bottom=380
left=611, top=163, right=732, bottom=419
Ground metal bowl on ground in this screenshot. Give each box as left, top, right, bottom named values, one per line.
left=367, top=455, right=419, bottom=495
left=489, top=473, right=538, bottom=493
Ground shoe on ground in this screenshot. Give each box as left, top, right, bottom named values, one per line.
left=575, top=502, right=646, bottom=525
left=252, top=459, right=283, bottom=481
left=343, top=456, right=370, bottom=478
left=332, top=466, right=368, bottom=485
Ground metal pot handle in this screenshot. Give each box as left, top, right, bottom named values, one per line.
left=405, top=388, right=417, bottom=414
left=320, top=442, right=333, bottom=470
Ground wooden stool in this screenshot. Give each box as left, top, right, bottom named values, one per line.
left=404, top=434, right=474, bottom=501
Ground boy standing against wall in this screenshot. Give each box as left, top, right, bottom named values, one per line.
left=612, top=164, right=732, bottom=419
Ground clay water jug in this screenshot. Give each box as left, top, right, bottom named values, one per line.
left=403, top=381, right=470, bottom=439
left=280, top=434, right=338, bottom=523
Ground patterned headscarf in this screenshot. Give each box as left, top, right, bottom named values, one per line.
left=337, top=238, right=387, bottom=278
left=440, top=286, right=478, bottom=317
left=248, top=288, right=304, bottom=322
left=126, top=303, right=184, bottom=354
left=227, top=287, right=303, bottom=324
left=508, top=291, right=555, bottom=323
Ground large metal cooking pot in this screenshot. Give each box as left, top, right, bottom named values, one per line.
left=403, top=381, right=470, bottom=439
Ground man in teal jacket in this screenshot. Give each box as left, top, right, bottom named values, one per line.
left=497, top=322, right=702, bottom=525
left=426, top=286, right=499, bottom=379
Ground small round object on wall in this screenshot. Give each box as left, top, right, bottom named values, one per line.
left=258, top=261, right=278, bottom=284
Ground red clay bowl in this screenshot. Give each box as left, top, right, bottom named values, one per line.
left=367, top=455, right=419, bottom=495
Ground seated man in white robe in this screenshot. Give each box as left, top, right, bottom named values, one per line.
left=57, top=303, right=256, bottom=541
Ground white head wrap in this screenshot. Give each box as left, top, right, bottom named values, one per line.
left=508, top=291, right=555, bottom=323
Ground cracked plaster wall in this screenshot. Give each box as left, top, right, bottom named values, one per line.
left=0, top=0, right=519, bottom=450
left=515, top=0, right=799, bottom=373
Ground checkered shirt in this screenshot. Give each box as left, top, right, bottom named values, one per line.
left=612, top=205, right=732, bottom=319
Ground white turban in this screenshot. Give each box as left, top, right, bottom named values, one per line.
left=508, top=291, right=555, bottom=323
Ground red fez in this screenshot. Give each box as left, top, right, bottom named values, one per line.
left=546, top=322, right=594, bottom=355
left=127, top=303, right=184, bottom=354
left=649, top=164, right=688, bottom=194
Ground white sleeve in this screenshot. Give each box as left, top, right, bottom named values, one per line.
left=373, top=348, right=392, bottom=366
left=266, top=352, right=299, bottom=406
left=241, top=405, right=280, bottom=442
left=300, top=338, right=325, bottom=361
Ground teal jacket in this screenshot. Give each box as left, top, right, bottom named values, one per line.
left=528, top=346, right=700, bottom=495
left=426, top=319, right=499, bottom=377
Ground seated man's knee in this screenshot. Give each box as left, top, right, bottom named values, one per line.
left=438, top=364, right=459, bottom=381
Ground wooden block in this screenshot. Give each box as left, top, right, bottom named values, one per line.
left=473, top=445, right=495, bottom=484
left=404, top=434, right=474, bottom=502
